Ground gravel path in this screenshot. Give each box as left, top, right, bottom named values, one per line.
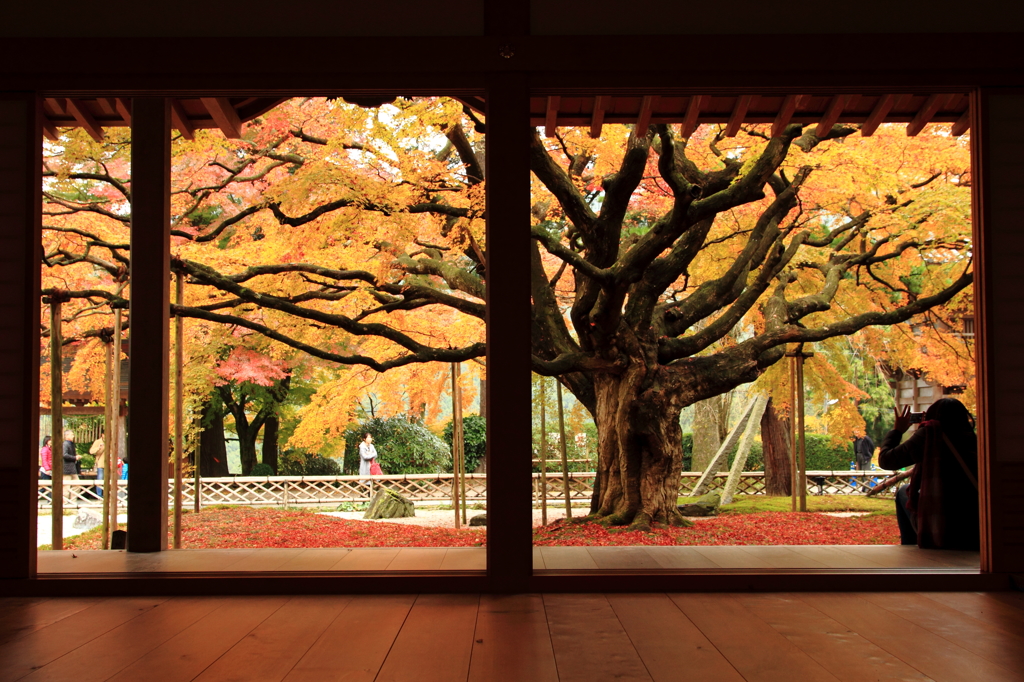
left=319, top=506, right=586, bottom=529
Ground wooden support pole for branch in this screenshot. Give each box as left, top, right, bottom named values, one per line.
left=796, top=355, right=808, bottom=512
left=109, top=309, right=122, bottom=536
left=539, top=377, right=548, bottom=526
left=101, top=339, right=112, bottom=550
left=49, top=299, right=63, bottom=550
left=173, top=272, right=184, bottom=548
left=451, top=362, right=461, bottom=530
left=556, top=381, right=571, bottom=519
left=790, top=354, right=798, bottom=513
left=454, top=362, right=467, bottom=525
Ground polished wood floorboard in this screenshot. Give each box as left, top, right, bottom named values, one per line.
left=36, top=544, right=980, bottom=574
left=3, top=592, right=1021, bottom=681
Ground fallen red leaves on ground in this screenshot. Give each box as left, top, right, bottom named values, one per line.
left=59, top=508, right=898, bottom=550
left=533, top=512, right=899, bottom=546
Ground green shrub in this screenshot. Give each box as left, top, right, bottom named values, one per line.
left=303, top=453, right=342, bottom=476
left=443, top=415, right=487, bottom=473
left=249, top=462, right=275, bottom=477
left=344, top=417, right=451, bottom=475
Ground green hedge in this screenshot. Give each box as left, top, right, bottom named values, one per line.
left=443, top=415, right=487, bottom=473
left=682, top=432, right=856, bottom=472
left=343, top=417, right=451, bottom=475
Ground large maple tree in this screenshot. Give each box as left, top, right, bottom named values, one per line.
left=529, top=121, right=971, bottom=528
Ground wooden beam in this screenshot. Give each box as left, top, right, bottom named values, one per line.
left=771, top=94, right=806, bottom=138
left=169, top=99, right=195, bottom=140
left=951, top=109, right=971, bottom=137
left=115, top=98, right=132, bottom=125
left=96, top=98, right=117, bottom=116
left=681, top=95, right=706, bottom=138
left=861, top=94, right=895, bottom=136
left=199, top=97, right=242, bottom=139
left=725, top=95, right=752, bottom=137
left=815, top=94, right=850, bottom=137
left=41, top=117, right=59, bottom=141
left=906, top=93, right=945, bottom=136
left=544, top=95, right=560, bottom=138
left=635, top=95, right=658, bottom=134
left=66, top=99, right=104, bottom=142
left=590, top=95, right=608, bottom=139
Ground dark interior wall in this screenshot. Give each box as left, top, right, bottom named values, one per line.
left=531, top=0, right=1024, bottom=35
left=6, top=0, right=1024, bottom=38
left=0, top=0, right=485, bottom=37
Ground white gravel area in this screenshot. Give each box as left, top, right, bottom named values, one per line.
left=319, top=506, right=587, bottom=529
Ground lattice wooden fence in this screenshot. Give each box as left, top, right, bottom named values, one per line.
left=38, top=470, right=893, bottom=509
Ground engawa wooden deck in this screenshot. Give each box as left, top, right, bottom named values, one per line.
left=36, top=545, right=980, bottom=574
left=1, top=591, right=1021, bottom=681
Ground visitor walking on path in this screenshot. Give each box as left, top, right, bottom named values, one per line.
left=39, top=436, right=52, bottom=480
left=62, top=429, right=81, bottom=502
left=90, top=432, right=106, bottom=497
left=879, top=398, right=980, bottom=550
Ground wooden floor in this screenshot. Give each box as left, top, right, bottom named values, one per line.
left=36, top=545, right=981, bottom=574
left=1, top=591, right=1022, bottom=681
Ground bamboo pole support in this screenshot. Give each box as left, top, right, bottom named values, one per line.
left=451, top=362, right=461, bottom=529
left=556, top=381, right=572, bottom=519
left=539, top=377, right=548, bottom=526
left=173, top=271, right=184, bottom=548
left=49, top=298, right=63, bottom=550
left=109, top=308, right=122, bottom=536
left=101, top=339, right=113, bottom=549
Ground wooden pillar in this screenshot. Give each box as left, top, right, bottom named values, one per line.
left=974, top=88, right=1024, bottom=574
left=451, top=362, right=461, bottom=529
left=0, top=95, right=41, bottom=578
left=485, top=72, right=532, bottom=591
left=127, top=98, right=171, bottom=553
left=539, top=377, right=547, bottom=526
left=557, top=381, right=572, bottom=519
left=173, top=271, right=184, bottom=548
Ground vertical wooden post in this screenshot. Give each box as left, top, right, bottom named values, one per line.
left=796, top=354, right=808, bottom=512
left=109, top=309, right=121, bottom=535
left=173, top=271, right=184, bottom=548
left=127, top=97, right=171, bottom=552
left=484, top=71, right=532, bottom=590
left=49, top=298, right=63, bottom=550
left=101, top=339, right=112, bottom=550
left=789, top=354, right=797, bottom=513
left=451, top=362, right=461, bottom=529
left=557, top=381, right=571, bottom=519
left=455, top=363, right=467, bottom=524
left=539, top=377, right=548, bottom=526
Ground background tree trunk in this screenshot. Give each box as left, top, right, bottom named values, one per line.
left=198, top=402, right=229, bottom=478
left=691, top=393, right=732, bottom=472
left=262, top=415, right=279, bottom=473
left=760, top=397, right=792, bottom=496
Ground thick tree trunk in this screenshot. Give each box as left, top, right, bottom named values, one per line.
left=262, top=415, right=279, bottom=474
left=236, top=420, right=258, bottom=476
left=198, top=402, right=229, bottom=478
left=589, top=364, right=691, bottom=530
left=760, top=397, right=792, bottom=496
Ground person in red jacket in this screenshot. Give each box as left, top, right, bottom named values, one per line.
left=38, top=436, right=52, bottom=479
left=878, top=398, right=979, bottom=550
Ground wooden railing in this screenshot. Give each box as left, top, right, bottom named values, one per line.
left=38, top=470, right=892, bottom=509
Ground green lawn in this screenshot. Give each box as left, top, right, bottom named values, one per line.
left=680, top=494, right=895, bottom=516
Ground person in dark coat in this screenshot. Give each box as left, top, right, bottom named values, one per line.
left=853, top=434, right=875, bottom=471
left=61, top=429, right=81, bottom=502
left=878, top=398, right=979, bottom=550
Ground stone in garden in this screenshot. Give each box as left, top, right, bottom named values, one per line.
left=364, top=488, right=415, bottom=519
left=72, top=508, right=102, bottom=530
left=678, top=492, right=721, bottom=517
left=469, top=513, right=487, bottom=527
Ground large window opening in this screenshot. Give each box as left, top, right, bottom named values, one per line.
left=528, top=93, right=979, bottom=572
left=37, top=95, right=489, bottom=573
